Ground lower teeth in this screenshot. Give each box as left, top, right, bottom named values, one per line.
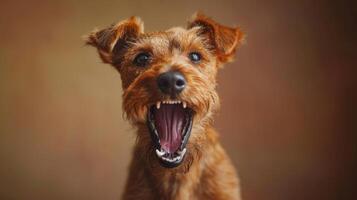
left=155, top=148, right=186, bottom=162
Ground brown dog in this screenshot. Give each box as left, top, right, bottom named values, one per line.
left=86, top=13, right=244, bottom=200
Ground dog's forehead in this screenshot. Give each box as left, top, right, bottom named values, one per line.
left=135, top=27, right=202, bottom=51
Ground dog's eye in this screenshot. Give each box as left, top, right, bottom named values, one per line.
left=133, top=53, right=151, bottom=67
left=188, top=52, right=201, bottom=63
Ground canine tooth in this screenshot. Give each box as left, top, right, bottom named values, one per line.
left=182, top=102, right=187, bottom=108
left=156, top=102, right=161, bottom=109
left=156, top=149, right=165, bottom=157
left=179, top=148, right=187, bottom=156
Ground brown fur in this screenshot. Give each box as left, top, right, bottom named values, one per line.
left=86, top=13, right=245, bottom=200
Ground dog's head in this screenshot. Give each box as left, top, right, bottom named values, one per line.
left=86, top=13, right=244, bottom=169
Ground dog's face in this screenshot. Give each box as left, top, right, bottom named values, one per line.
left=86, top=14, right=244, bottom=168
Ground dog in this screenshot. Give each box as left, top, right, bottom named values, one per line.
left=86, top=13, right=245, bottom=200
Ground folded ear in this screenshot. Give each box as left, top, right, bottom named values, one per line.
left=85, top=16, right=144, bottom=64
left=188, top=13, right=244, bottom=63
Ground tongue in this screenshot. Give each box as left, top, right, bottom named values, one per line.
left=154, top=104, right=185, bottom=153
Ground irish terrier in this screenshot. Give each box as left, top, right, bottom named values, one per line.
left=86, top=13, right=245, bottom=200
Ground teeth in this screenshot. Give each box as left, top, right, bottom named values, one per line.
left=174, top=156, right=180, bottom=162
left=182, top=102, right=187, bottom=108
left=157, top=100, right=187, bottom=107
left=156, top=101, right=161, bottom=109
left=162, top=155, right=181, bottom=162
left=155, top=148, right=187, bottom=163
left=155, top=149, right=165, bottom=157
left=178, top=148, right=187, bottom=156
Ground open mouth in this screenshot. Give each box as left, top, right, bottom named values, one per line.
left=147, top=100, right=193, bottom=168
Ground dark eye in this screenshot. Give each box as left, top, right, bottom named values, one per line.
left=133, top=53, right=151, bottom=67
left=188, top=52, right=201, bottom=63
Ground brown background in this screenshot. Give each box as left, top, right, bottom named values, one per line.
left=0, top=0, right=356, bottom=200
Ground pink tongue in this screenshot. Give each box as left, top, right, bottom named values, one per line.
left=154, top=104, right=184, bottom=153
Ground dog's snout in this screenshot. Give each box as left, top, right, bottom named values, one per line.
left=157, top=71, right=186, bottom=96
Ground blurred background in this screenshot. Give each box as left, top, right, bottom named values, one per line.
left=0, top=0, right=356, bottom=199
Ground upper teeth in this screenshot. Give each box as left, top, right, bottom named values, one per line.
left=156, top=100, right=187, bottom=109
left=156, top=102, right=161, bottom=109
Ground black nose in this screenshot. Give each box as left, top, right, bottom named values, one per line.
left=157, top=71, right=186, bottom=96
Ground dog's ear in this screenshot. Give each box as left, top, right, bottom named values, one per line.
left=85, top=16, right=144, bottom=64
left=188, top=13, right=244, bottom=63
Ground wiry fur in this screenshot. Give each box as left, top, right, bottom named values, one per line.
left=86, top=13, right=245, bottom=200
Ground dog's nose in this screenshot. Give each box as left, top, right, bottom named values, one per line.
left=157, top=71, right=186, bottom=96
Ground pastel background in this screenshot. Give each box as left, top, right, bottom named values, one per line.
left=0, top=0, right=355, bottom=199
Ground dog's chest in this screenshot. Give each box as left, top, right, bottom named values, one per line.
left=159, top=166, right=202, bottom=200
